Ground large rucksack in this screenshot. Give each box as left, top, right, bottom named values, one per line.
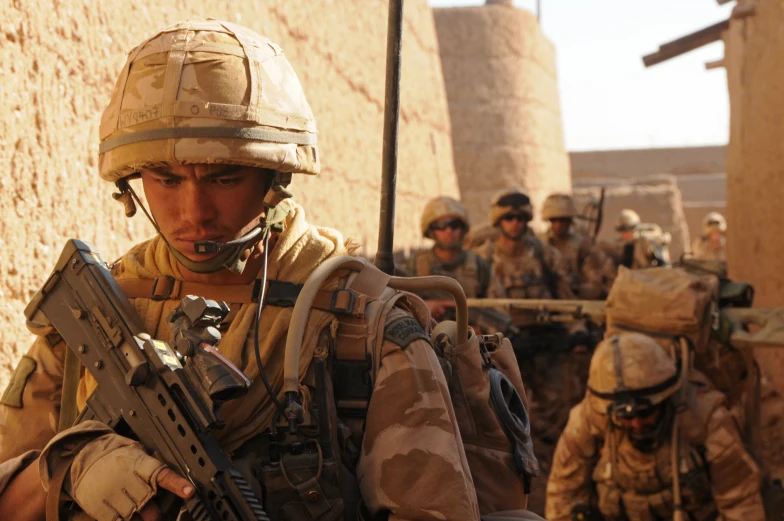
left=284, top=256, right=542, bottom=520
left=604, top=267, right=760, bottom=455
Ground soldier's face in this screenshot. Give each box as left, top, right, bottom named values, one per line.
left=499, top=213, right=528, bottom=239
left=431, top=218, right=466, bottom=246
left=614, top=407, right=662, bottom=435
left=550, top=218, right=571, bottom=236
left=619, top=230, right=635, bottom=243
left=141, top=164, right=270, bottom=261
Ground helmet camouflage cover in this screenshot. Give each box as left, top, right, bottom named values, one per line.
left=421, top=196, right=470, bottom=238
left=98, top=19, right=319, bottom=182
left=541, top=193, right=577, bottom=221
left=587, top=333, right=681, bottom=416
left=702, top=211, right=727, bottom=235
left=615, top=209, right=641, bottom=232
left=489, top=187, right=533, bottom=226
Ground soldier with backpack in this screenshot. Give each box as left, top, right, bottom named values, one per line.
left=545, top=332, right=766, bottom=521
left=0, top=19, right=543, bottom=521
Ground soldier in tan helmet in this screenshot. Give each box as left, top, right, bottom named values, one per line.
left=691, top=211, right=727, bottom=262
left=546, top=333, right=765, bottom=521
left=601, top=209, right=670, bottom=270
left=475, top=188, right=575, bottom=301
left=410, top=196, right=491, bottom=320
left=0, top=21, right=483, bottom=521
left=540, top=193, right=616, bottom=299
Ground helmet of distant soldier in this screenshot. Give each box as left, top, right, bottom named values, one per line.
left=587, top=333, right=681, bottom=417
left=541, top=193, right=577, bottom=221
left=702, top=212, right=727, bottom=235
left=615, top=209, right=641, bottom=232
left=421, top=196, right=470, bottom=239
left=98, top=19, right=319, bottom=183
left=489, top=188, right=533, bottom=226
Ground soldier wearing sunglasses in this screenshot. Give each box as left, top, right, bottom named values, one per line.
left=411, top=197, right=491, bottom=320
left=546, top=333, right=765, bottom=521
left=474, top=188, right=574, bottom=303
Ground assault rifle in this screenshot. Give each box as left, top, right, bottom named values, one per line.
left=24, top=239, right=269, bottom=521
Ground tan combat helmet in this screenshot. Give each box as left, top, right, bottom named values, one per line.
left=587, top=333, right=681, bottom=417
left=541, top=193, right=577, bottom=221
left=99, top=20, right=319, bottom=274
left=615, top=209, right=641, bottom=232
left=489, top=187, right=533, bottom=226
left=420, top=196, right=470, bottom=239
left=703, top=212, right=727, bottom=235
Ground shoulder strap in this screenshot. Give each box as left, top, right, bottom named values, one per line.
left=115, top=276, right=367, bottom=317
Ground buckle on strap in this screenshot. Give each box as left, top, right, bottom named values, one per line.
left=330, top=288, right=358, bottom=315
left=265, top=280, right=304, bottom=307
left=151, top=275, right=177, bottom=301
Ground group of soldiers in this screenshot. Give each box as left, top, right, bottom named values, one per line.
left=0, top=16, right=759, bottom=521
left=410, top=190, right=769, bottom=521
left=410, top=190, right=728, bottom=313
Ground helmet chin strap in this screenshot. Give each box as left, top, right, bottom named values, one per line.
left=113, top=171, right=293, bottom=275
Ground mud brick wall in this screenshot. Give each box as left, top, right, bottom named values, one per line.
left=0, top=0, right=459, bottom=387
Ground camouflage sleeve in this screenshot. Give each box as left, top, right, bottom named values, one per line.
left=704, top=406, right=766, bottom=521
left=580, top=246, right=616, bottom=299
left=543, top=244, right=576, bottom=299
left=357, top=333, right=480, bottom=521
left=545, top=400, right=600, bottom=521
left=0, top=334, right=64, bottom=494
left=0, top=450, right=39, bottom=495
left=0, top=335, right=64, bottom=465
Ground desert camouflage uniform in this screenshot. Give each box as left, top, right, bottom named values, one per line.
left=476, top=237, right=575, bottom=302
left=0, top=19, right=482, bottom=521
left=691, top=236, right=727, bottom=262
left=412, top=248, right=491, bottom=299
left=546, top=332, right=765, bottom=521
left=600, top=236, right=669, bottom=271
left=542, top=230, right=616, bottom=299
left=0, top=207, right=481, bottom=521
left=546, top=393, right=765, bottom=521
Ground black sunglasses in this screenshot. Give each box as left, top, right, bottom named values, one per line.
left=501, top=214, right=527, bottom=223
left=550, top=218, right=572, bottom=224
left=430, top=219, right=465, bottom=231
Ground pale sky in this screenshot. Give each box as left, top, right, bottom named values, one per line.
left=428, top=0, right=734, bottom=151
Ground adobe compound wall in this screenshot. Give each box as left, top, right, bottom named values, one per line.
left=724, top=0, right=784, bottom=391
left=434, top=0, right=572, bottom=230
left=0, top=0, right=459, bottom=387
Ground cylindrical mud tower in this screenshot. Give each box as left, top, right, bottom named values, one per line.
left=434, top=0, right=572, bottom=228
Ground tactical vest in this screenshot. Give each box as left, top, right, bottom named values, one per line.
left=414, top=249, right=486, bottom=298
left=546, top=233, right=587, bottom=296
left=116, top=259, right=538, bottom=521
left=592, top=387, right=725, bottom=521
left=490, top=238, right=556, bottom=300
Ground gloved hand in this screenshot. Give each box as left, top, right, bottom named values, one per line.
left=39, top=421, right=194, bottom=521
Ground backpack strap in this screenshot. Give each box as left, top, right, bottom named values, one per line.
left=115, top=276, right=367, bottom=316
